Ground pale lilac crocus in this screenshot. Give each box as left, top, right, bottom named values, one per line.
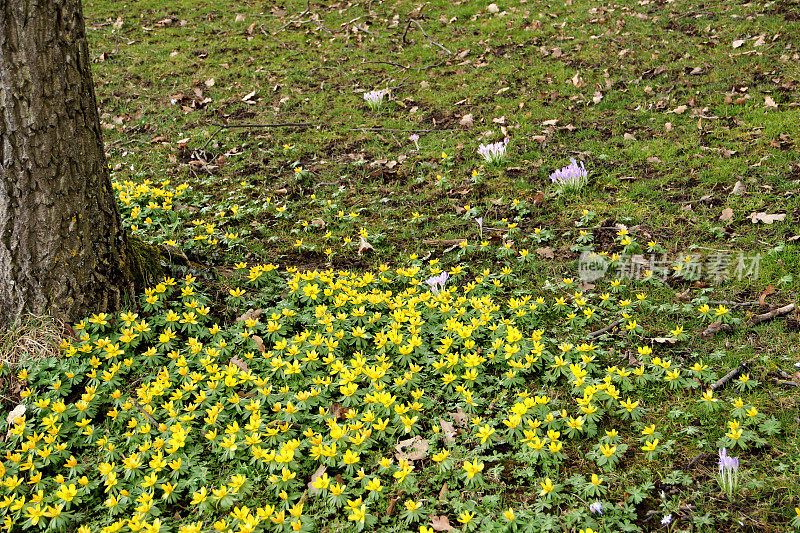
left=475, top=217, right=483, bottom=239
left=661, top=514, right=672, bottom=526
left=363, top=90, right=385, bottom=111
left=718, top=448, right=740, bottom=496
left=477, top=138, right=509, bottom=164
left=589, top=501, right=603, bottom=515
left=549, top=158, right=588, bottom=192
left=426, top=271, right=449, bottom=295
left=409, top=134, right=420, bottom=150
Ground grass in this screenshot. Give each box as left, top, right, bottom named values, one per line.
left=1, top=0, right=800, bottom=531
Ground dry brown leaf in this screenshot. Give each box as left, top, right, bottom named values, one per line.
left=731, top=181, right=746, bottom=195
left=458, top=114, right=473, bottom=128
left=765, top=95, right=778, bottom=109
left=395, top=435, right=429, bottom=462
left=229, top=356, right=249, bottom=372
left=719, top=208, right=734, bottom=222
left=542, top=119, right=558, bottom=126
left=6, top=405, right=26, bottom=425
left=675, top=288, right=692, bottom=301
left=732, top=39, right=746, bottom=49
left=237, top=308, right=262, bottom=322
left=311, top=218, right=326, bottom=229
left=624, top=132, right=637, bottom=142
left=535, top=246, right=555, bottom=259
left=430, top=515, right=454, bottom=531
left=438, top=483, right=448, bottom=501
left=439, top=419, right=457, bottom=444
left=251, top=335, right=265, bottom=353
left=652, top=337, right=678, bottom=344
left=113, top=17, right=124, bottom=29
left=451, top=408, right=468, bottom=428
left=204, top=78, right=215, bottom=88
left=357, top=236, right=374, bottom=256
left=759, top=285, right=776, bottom=306
left=750, top=212, right=786, bottom=224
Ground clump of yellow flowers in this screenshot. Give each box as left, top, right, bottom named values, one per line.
left=0, top=255, right=775, bottom=532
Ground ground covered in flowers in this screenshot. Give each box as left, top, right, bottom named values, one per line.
left=4, top=249, right=798, bottom=532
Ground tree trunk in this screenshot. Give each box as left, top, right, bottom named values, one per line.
left=0, top=0, right=141, bottom=323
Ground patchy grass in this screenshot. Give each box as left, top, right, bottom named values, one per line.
left=1, top=0, right=800, bottom=531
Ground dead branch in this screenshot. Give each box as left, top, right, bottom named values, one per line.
left=700, top=321, right=733, bottom=338
left=700, top=303, right=795, bottom=338
left=422, top=238, right=465, bottom=246
left=710, top=357, right=756, bottom=391
left=707, top=301, right=761, bottom=307
left=402, top=19, right=452, bottom=55
left=588, top=318, right=625, bottom=339
left=747, top=303, right=795, bottom=327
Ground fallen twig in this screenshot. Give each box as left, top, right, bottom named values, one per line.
left=350, top=126, right=460, bottom=133
left=588, top=318, right=625, bottom=339
left=747, top=303, right=795, bottom=327
left=769, top=378, right=800, bottom=388
left=130, top=398, right=159, bottom=426
left=422, top=238, right=465, bottom=246
left=700, top=303, right=795, bottom=338
left=402, top=19, right=452, bottom=55
left=700, top=321, right=733, bottom=338
left=198, top=122, right=314, bottom=152
left=710, top=357, right=756, bottom=391
left=707, top=301, right=761, bottom=307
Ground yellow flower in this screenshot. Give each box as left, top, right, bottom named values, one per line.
left=457, top=510, right=474, bottom=524
left=462, top=458, right=484, bottom=479
left=365, top=478, right=383, bottom=492
left=539, top=477, right=555, bottom=496
left=641, top=439, right=659, bottom=452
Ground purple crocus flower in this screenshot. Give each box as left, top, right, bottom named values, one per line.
left=475, top=217, right=483, bottom=239
left=409, top=134, right=420, bottom=150
left=718, top=448, right=740, bottom=496
left=477, top=138, right=509, bottom=164
left=549, top=158, right=588, bottom=191
left=589, top=501, right=603, bottom=515
left=363, top=90, right=385, bottom=111
left=426, top=271, right=449, bottom=295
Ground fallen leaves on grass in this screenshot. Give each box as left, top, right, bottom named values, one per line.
left=749, top=212, right=786, bottom=224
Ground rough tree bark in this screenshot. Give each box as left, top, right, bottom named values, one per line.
left=0, top=0, right=141, bottom=323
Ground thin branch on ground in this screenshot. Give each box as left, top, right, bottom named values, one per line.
left=710, top=357, right=756, bottom=391
left=747, top=303, right=795, bottom=327
left=401, top=19, right=452, bottom=55
left=587, top=318, right=625, bottom=339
